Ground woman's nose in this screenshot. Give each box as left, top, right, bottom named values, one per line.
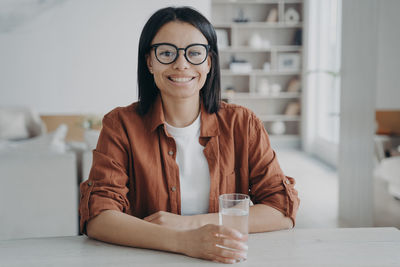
left=173, top=50, right=190, bottom=69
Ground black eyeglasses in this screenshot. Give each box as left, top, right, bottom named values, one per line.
left=150, top=43, right=210, bottom=65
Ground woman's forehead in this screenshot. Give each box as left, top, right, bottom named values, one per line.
left=151, top=21, right=208, bottom=46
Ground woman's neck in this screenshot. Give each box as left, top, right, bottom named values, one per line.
left=161, top=95, right=200, bottom=128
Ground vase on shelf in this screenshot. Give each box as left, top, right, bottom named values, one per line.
left=270, top=121, right=286, bottom=135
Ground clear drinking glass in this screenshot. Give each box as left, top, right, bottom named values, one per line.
left=218, top=193, right=250, bottom=239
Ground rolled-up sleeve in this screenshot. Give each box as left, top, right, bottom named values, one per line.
left=248, top=114, right=300, bottom=225
left=79, top=112, right=131, bottom=234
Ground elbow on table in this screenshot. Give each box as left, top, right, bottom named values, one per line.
left=86, top=210, right=111, bottom=239
left=86, top=217, right=100, bottom=239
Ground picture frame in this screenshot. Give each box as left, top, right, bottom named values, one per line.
left=277, top=53, right=301, bottom=71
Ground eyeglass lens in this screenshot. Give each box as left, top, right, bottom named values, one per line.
left=155, top=44, right=207, bottom=65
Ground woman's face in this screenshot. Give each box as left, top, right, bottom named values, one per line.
left=147, top=21, right=211, bottom=103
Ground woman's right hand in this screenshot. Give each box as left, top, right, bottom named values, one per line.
left=178, top=224, right=248, bottom=264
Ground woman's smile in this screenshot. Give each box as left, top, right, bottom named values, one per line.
left=167, top=75, right=197, bottom=83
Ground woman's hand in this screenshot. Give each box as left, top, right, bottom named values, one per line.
left=178, top=224, right=248, bottom=264
left=144, top=211, right=194, bottom=230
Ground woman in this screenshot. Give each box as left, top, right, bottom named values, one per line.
left=79, top=6, right=299, bottom=264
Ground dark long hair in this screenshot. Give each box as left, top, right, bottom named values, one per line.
left=137, top=6, right=221, bottom=115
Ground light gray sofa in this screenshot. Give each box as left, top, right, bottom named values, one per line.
left=0, top=150, right=78, bottom=240
left=0, top=107, right=79, bottom=240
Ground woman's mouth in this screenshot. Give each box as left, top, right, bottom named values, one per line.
left=168, top=76, right=196, bottom=83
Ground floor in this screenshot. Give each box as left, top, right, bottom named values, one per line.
left=275, top=149, right=339, bottom=228
left=275, top=149, right=400, bottom=229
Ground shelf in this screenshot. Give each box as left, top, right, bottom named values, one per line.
left=273, top=45, right=302, bottom=52
left=213, top=0, right=302, bottom=5
left=268, top=134, right=300, bottom=139
left=268, top=134, right=301, bottom=149
left=222, top=92, right=301, bottom=99
left=258, top=115, right=301, bottom=121
left=214, top=22, right=303, bottom=28
left=253, top=70, right=301, bottom=75
left=221, top=69, right=301, bottom=76
left=212, top=0, right=303, bottom=148
left=219, top=45, right=302, bottom=53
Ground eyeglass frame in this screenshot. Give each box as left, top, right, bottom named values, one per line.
left=150, top=43, right=211, bottom=65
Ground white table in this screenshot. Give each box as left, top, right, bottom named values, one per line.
left=1, top=228, right=400, bottom=266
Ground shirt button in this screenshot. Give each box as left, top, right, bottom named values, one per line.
left=285, top=179, right=290, bottom=185
left=171, top=186, right=176, bottom=192
left=168, top=151, right=174, bottom=156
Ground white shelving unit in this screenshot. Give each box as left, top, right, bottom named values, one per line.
left=212, top=0, right=304, bottom=148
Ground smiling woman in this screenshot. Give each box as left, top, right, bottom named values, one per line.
left=79, top=6, right=299, bottom=264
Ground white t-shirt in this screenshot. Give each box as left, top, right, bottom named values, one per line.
left=165, top=114, right=210, bottom=215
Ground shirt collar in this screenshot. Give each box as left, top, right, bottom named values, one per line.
left=199, top=100, right=219, bottom=137
left=146, top=94, right=219, bottom=137
left=147, top=94, right=165, bottom=132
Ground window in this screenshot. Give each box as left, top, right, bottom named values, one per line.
left=305, top=0, right=341, bottom=166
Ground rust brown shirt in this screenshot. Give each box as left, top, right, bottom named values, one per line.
left=79, top=96, right=300, bottom=233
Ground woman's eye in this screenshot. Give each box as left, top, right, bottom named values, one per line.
left=189, top=51, right=201, bottom=57
left=160, top=51, right=174, bottom=57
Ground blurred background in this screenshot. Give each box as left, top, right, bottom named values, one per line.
left=0, top=0, right=399, bottom=240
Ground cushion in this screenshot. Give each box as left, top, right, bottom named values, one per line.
left=0, top=107, right=46, bottom=141
left=17, top=124, right=68, bottom=153
left=0, top=109, right=29, bottom=140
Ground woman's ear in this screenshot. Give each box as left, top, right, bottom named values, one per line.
left=146, top=54, right=153, bottom=74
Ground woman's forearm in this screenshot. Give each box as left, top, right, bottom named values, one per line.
left=90, top=205, right=293, bottom=252
left=86, top=209, right=248, bottom=263
left=249, top=204, right=293, bottom=233
left=87, top=210, right=182, bottom=253
left=190, top=204, right=293, bottom=233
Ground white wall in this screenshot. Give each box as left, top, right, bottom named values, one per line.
left=376, top=0, right=400, bottom=110
left=0, top=0, right=210, bottom=114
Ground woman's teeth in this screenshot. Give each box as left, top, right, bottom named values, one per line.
left=170, top=77, right=193, bottom=82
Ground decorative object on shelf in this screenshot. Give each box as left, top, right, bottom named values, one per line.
left=263, top=62, right=271, bottom=72
left=284, top=8, right=300, bottom=26
left=284, top=101, right=301, bottom=115
left=293, top=29, right=302, bottom=45
left=230, top=62, right=252, bottom=73
left=249, top=32, right=263, bottom=49
left=262, top=39, right=271, bottom=49
left=286, top=77, right=301, bottom=92
left=225, top=86, right=236, bottom=95
left=233, top=8, right=248, bottom=23
left=257, top=78, right=270, bottom=95
left=278, top=53, right=301, bottom=71
left=270, top=121, right=286, bottom=135
left=215, top=29, right=229, bottom=48
left=229, top=56, right=252, bottom=73
left=271, top=83, right=282, bottom=95
left=266, top=8, right=278, bottom=23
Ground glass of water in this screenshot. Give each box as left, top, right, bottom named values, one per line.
left=218, top=193, right=250, bottom=239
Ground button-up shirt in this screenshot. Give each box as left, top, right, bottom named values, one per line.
left=79, top=95, right=300, bottom=233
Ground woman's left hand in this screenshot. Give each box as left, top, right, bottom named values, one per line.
left=144, top=211, right=195, bottom=230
